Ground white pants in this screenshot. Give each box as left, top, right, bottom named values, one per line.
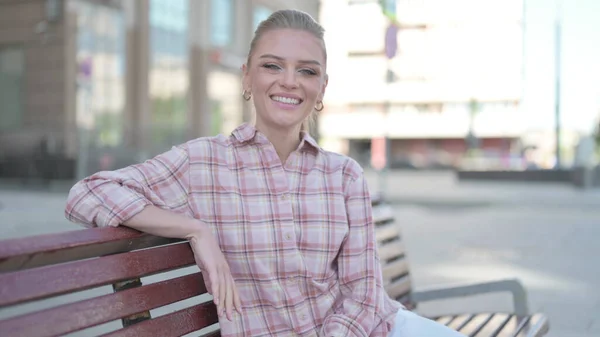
left=388, top=309, right=467, bottom=337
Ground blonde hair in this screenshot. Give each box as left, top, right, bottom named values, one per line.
left=247, top=9, right=327, bottom=134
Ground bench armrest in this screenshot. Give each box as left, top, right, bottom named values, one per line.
left=411, top=278, right=529, bottom=316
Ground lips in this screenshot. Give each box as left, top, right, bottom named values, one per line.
left=270, top=95, right=302, bottom=105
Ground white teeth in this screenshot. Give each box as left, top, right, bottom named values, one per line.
left=271, top=96, right=300, bottom=105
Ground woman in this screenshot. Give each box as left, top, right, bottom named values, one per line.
left=65, top=9, right=464, bottom=337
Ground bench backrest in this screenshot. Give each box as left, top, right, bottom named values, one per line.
left=0, top=228, right=219, bottom=337
left=371, top=195, right=415, bottom=309
left=0, top=197, right=412, bottom=336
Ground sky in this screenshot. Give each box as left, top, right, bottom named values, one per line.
left=524, top=0, right=600, bottom=133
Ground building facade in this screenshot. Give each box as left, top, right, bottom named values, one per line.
left=0, top=0, right=319, bottom=180
left=319, top=0, right=526, bottom=170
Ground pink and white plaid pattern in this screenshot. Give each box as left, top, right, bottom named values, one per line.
left=65, top=123, right=402, bottom=337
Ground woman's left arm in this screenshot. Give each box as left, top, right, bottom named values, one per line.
left=321, top=164, right=387, bottom=337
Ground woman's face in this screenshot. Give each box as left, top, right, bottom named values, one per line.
left=243, top=28, right=328, bottom=133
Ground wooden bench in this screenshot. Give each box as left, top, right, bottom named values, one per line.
left=0, top=198, right=550, bottom=336
left=0, top=226, right=219, bottom=337
left=371, top=195, right=550, bottom=337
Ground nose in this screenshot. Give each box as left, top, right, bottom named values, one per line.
left=280, top=68, right=298, bottom=89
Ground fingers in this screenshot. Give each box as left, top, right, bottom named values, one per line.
left=201, top=270, right=212, bottom=294
left=210, top=271, right=220, bottom=308
left=219, top=267, right=226, bottom=318
left=233, top=277, right=242, bottom=315
left=191, top=238, right=241, bottom=321
left=225, top=273, right=234, bottom=321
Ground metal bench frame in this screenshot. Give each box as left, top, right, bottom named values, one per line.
left=371, top=195, right=550, bottom=337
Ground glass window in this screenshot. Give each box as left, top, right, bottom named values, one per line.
left=211, top=0, right=233, bottom=47
left=149, top=0, right=190, bottom=153
left=0, top=47, right=23, bottom=131
left=253, top=5, right=272, bottom=31
left=73, top=1, right=126, bottom=146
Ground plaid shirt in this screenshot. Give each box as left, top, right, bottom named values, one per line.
left=65, top=123, right=402, bottom=337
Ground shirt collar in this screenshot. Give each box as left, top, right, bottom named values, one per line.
left=232, top=123, right=320, bottom=152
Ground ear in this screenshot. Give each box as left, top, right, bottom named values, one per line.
left=242, top=63, right=250, bottom=92
left=319, top=73, right=329, bottom=101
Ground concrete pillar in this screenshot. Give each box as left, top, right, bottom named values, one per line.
left=123, top=0, right=150, bottom=155
left=188, top=0, right=212, bottom=138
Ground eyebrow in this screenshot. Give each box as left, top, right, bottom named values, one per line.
left=259, top=54, right=321, bottom=66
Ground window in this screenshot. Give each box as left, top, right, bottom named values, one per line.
left=149, top=0, right=190, bottom=153
left=0, top=47, right=23, bottom=131
left=73, top=1, right=126, bottom=146
left=211, top=0, right=233, bottom=46
left=253, top=5, right=272, bottom=31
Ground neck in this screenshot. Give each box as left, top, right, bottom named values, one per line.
left=255, top=122, right=302, bottom=163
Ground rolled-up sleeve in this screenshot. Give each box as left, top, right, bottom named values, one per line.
left=65, top=144, right=191, bottom=228
left=321, top=164, right=389, bottom=337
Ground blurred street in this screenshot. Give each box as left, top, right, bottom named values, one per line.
left=1, top=171, right=598, bottom=337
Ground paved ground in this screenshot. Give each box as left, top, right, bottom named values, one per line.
left=0, top=171, right=598, bottom=336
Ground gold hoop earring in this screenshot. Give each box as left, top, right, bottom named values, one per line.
left=242, top=89, right=252, bottom=101
left=315, top=101, right=324, bottom=112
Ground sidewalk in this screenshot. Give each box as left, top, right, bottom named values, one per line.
left=2, top=170, right=599, bottom=239
left=364, top=169, right=600, bottom=209
left=0, top=187, right=73, bottom=239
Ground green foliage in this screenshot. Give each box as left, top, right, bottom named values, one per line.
left=150, top=95, right=187, bottom=150
left=211, top=100, right=223, bottom=136
left=94, top=111, right=123, bottom=146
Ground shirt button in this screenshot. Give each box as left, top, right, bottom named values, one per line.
left=285, top=233, right=292, bottom=240
left=281, top=193, right=289, bottom=200
left=301, top=314, right=307, bottom=320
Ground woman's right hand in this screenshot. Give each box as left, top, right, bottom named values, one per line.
left=188, top=226, right=242, bottom=321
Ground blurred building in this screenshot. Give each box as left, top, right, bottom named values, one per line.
left=319, top=0, right=526, bottom=170
left=0, top=0, right=319, bottom=180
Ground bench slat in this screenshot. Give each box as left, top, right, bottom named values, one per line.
left=381, top=258, right=409, bottom=283
left=457, top=313, right=493, bottom=336
left=378, top=241, right=405, bottom=262
left=514, top=314, right=550, bottom=337
left=385, top=275, right=411, bottom=301
left=0, top=242, right=194, bottom=307
left=375, top=224, right=401, bottom=243
left=100, top=302, right=219, bottom=337
left=495, top=315, right=529, bottom=336
left=372, top=205, right=394, bottom=225
left=0, top=272, right=208, bottom=337
left=434, top=313, right=549, bottom=337
left=446, top=314, right=474, bottom=331
left=435, top=315, right=455, bottom=326
left=473, top=313, right=511, bottom=337
left=0, top=227, right=182, bottom=273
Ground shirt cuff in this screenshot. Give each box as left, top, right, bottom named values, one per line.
left=95, top=190, right=153, bottom=227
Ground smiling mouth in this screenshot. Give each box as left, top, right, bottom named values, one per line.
left=270, top=95, right=302, bottom=105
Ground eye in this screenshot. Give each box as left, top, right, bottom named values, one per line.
left=299, top=68, right=317, bottom=76
left=261, top=63, right=281, bottom=71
